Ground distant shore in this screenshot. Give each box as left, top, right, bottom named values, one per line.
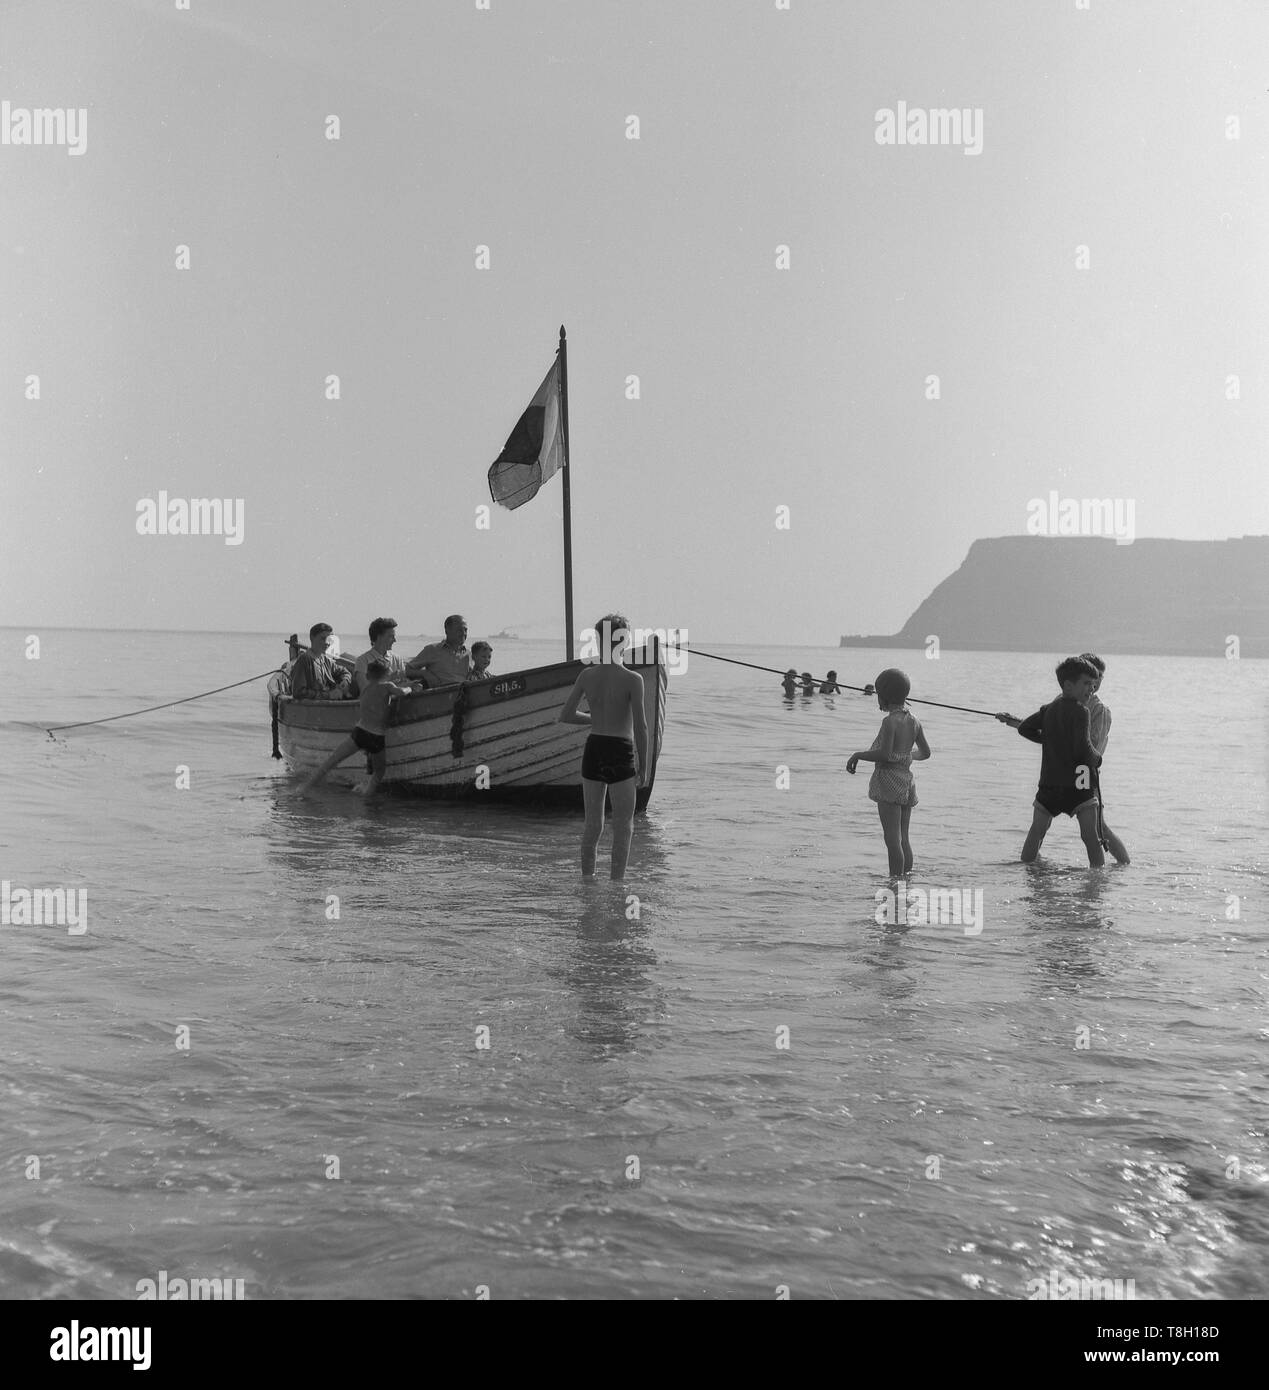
left=840, top=535, right=1269, bottom=660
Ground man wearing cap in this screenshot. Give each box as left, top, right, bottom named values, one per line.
left=290, top=623, right=354, bottom=701
left=406, top=615, right=471, bottom=688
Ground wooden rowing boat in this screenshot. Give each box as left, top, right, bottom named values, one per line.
left=271, top=640, right=667, bottom=808
left=269, top=327, right=669, bottom=807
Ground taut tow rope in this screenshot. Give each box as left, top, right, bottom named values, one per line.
left=686, top=646, right=1113, bottom=844
left=685, top=647, right=1001, bottom=719
left=43, top=669, right=280, bottom=739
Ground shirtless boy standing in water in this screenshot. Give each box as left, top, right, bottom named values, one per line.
left=296, top=660, right=409, bottom=796
left=559, top=614, right=649, bottom=882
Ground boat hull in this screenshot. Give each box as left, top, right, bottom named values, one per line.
left=275, top=648, right=667, bottom=809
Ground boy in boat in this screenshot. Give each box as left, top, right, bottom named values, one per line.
left=1078, top=652, right=1130, bottom=864
left=467, top=642, right=494, bottom=681
left=559, top=614, right=649, bottom=882
left=995, top=656, right=1104, bottom=866
left=847, top=668, right=931, bottom=878
left=295, top=660, right=410, bottom=796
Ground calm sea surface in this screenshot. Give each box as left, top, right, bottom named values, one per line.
left=1, top=629, right=1266, bottom=1299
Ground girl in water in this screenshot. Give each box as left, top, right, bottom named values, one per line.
left=847, top=668, right=931, bottom=878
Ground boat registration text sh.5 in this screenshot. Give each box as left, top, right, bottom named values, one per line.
left=490, top=677, right=527, bottom=699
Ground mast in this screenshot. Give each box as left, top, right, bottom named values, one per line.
left=559, top=324, right=574, bottom=660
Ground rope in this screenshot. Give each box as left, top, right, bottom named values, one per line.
left=1095, top=777, right=1111, bottom=850
left=44, top=669, right=280, bottom=738
left=685, top=647, right=1001, bottom=718
left=449, top=683, right=469, bottom=759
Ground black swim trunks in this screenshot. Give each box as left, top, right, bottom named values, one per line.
left=352, top=725, right=386, bottom=755
left=1035, top=784, right=1097, bottom=818
left=581, top=733, right=637, bottom=784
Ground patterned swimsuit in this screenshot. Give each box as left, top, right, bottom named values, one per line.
left=867, top=708, right=921, bottom=808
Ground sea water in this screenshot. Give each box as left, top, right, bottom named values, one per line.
left=0, top=629, right=1265, bottom=1299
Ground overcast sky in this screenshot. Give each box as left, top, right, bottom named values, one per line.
left=2, top=0, right=1265, bottom=645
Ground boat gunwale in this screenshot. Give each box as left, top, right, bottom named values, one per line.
left=277, top=653, right=662, bottom=729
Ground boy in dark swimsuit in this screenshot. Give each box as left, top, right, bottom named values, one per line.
left=996, top=656, right=1104, bottom=866
left=295, top=660, right=410, bottom=797
left=559, top=614, right=649, bottom=882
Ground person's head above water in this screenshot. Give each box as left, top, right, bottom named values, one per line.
left=874, top=668, right=911, bottom=708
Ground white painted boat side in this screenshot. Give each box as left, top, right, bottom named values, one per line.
left=274, top=650, right=667, bottom=804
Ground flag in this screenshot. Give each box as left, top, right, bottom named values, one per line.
left=487, top=358, right=565, bottom=509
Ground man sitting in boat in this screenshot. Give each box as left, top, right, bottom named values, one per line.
left=405, top=615, right=471, bottom=688
left=467, top=642, right=493, bottom=681
left=290, top=623, right=354, bottom=701
left=352, top=617, right=412, bottom=694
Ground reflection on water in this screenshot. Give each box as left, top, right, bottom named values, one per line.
left=556, top=820, right=672, bottom=1056
left=1023, top=860, right=1117, bottom=929
left=1023, top=862, right=1117, bottom=993
left=559, top=900, right=660, bottom=1054
left=862, top=928, right=919, bottom=1007
left=263, top=788, right=676, bottom=1059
